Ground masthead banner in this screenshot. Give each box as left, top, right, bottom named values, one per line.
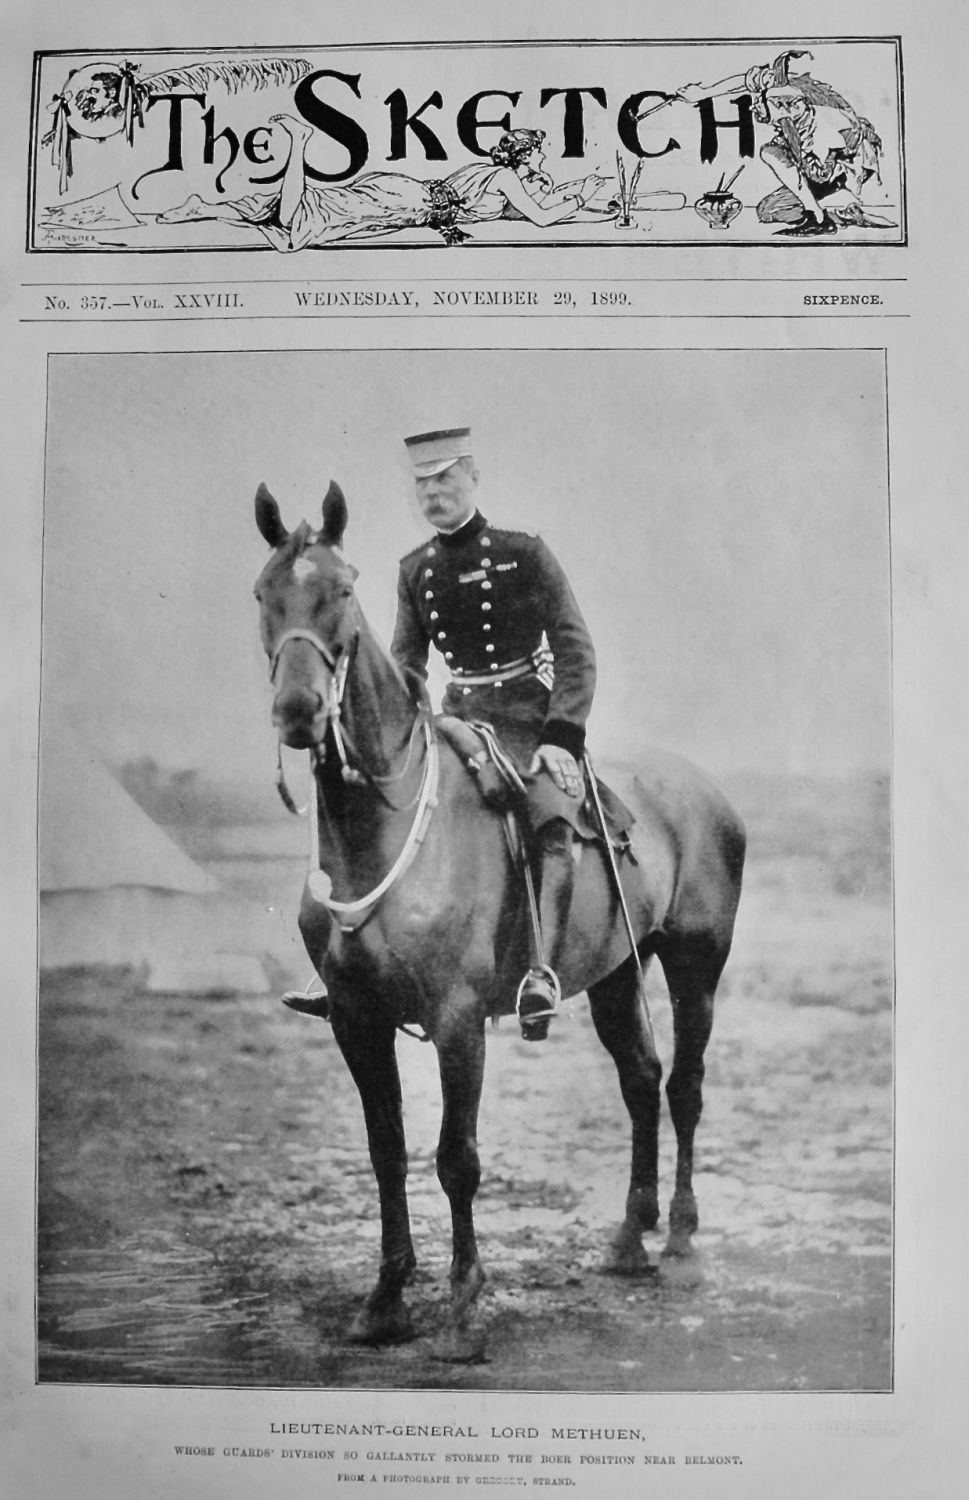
left=29, top=37, right=905, bottom=252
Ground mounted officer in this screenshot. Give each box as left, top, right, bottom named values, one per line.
left=391, top=426, right=597, bottom=1040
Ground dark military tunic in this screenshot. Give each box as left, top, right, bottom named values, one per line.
left=391, top=510, right=596, bottom=774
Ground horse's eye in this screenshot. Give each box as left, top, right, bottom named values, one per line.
left=341, top=587, right=353, bottom=599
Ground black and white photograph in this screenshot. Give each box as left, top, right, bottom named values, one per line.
left=38, top=347, right=892, bottom=1394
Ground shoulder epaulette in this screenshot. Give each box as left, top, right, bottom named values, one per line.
left=485, top=521, right=540, bottom=540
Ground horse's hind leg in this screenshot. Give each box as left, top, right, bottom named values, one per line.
left=432, top=992, right=487, bottom=1362
left=656, top=937, right=727, bottom=1259
left=588, top=957, right=663, bottom=1275
left=330, top=1005, right=417, bottom=1344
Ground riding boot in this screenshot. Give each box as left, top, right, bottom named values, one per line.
left=284, top=887, right=332, bottom=1019
left=518, top=818, right=575, bottom=1041
left=281, top=987, right=330, bottom=1019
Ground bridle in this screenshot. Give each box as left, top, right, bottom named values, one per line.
left=268, top=620, right=440, bottom=934
left=270, top=625, right=365, bottom=797
left=269, top=625, right=343, bottom=683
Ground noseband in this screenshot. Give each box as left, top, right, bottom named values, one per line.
left=271, top=624, right=348, bottom=684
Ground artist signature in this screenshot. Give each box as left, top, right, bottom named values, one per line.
left=40, top=227, right=102, bottom=244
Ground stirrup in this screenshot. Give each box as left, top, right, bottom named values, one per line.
left=515, top=964, right=563, bottom=1033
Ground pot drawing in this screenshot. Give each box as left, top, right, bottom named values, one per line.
left=694, top=190, right=743, bottom=229
left=694, top=166, right=745, bottom=229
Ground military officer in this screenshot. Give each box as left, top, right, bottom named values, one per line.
left=391, top=426, right=597, bottom=1039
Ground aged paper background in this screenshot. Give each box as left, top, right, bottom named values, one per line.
left=2, top=1, right=967, bottom=1495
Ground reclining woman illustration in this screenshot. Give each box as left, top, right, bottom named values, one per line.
left=157, top=116, right=615, bottom=248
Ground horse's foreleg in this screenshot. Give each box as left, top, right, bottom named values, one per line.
left=432, top=997, right=487, bottom=1361
left=330, top=1006, right=416, bottom=1344
left=588, top=957, right=663, bottom=1275
left=658, top=939, right=724, bottom=1259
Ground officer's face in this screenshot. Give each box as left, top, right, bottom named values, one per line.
left=415, top=459, right=479, bottom=532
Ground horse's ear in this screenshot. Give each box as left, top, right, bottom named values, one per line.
left=321, top=480, right=348, bottom=547
left=255, top=483, right=289, bottom=548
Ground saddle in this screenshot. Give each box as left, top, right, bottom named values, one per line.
left=282, top=718, right=634, bottom=1029
left=435, top=715, right=635, bottom=853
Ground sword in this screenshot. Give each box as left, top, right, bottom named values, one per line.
left=582, top=752, right=655, bottom=1050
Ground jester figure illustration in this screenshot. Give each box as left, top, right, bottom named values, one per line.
left=670, top=49, right=894, bottom=235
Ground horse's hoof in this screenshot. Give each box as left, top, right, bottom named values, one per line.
left=662, top=1200, right=700, bottom=1266
left=603, top=1224, right=655, bottom=1278
left=431, top=1323, right=488, bottom=1364
left=660, top=1234, right=696, bottom=1262
left=346, top=1303, right=415, bottom=1346
left=659, top=1243, right=706, bottom=1287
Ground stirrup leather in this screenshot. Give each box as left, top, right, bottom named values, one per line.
left=515, top=964, right=563, bottom=1024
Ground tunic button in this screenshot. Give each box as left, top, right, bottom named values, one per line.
left=481, top=580, right=492, bottom=591
left=425, top=547, right=436, bottom=558
left=482, top=623, right=491, bottom=631
left=494, top=681, right=503, bottom=689
left=481, top=557, right=491, bottom=567
left=430, top=611, right=439, bottom=621
left=462, top=687, right=472, bottom=696
left=485, top=644, right=494, bottom=653
left=481, top=602, right=491, bottom=612
left=490, top=663, right=499, bottom=671
left=424, top=568, right=434, bottom=578
left=425, top=590, right=434, bottom=599
left=481, top=536, right=491, bottom=546
left=437, top=631, right=447, bottom=641
left=444, top=652, right=453, bottom=662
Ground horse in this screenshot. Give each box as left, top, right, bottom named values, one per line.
left=253, top=480, right=746, bottom=1361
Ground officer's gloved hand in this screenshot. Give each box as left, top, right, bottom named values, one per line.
left=530, top=744, right=583, bottom=800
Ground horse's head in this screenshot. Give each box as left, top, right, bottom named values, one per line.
left=254, top=479, right=360, bottom=749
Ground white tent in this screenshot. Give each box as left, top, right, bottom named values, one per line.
left=39, top=745, right=303, bottom=994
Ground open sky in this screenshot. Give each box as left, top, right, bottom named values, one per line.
left=42, top=348, right=890, bottom=781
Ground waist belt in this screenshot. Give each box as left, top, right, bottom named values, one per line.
left=449, top=655, right=536, bottom=688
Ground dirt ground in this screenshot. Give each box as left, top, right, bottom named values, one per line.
left=37, top=782, right=892, bottom=1392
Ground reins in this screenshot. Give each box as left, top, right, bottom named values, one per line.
left=269, top=620, right=440, bottom=936
left=307, top=723, right=440, bottom=933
